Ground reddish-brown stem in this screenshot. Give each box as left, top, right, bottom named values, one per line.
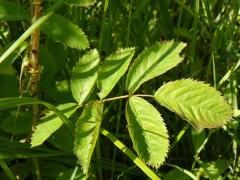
left=28, top=1, right=43, bottom=180
left=29, top=0, right=42, bottom=129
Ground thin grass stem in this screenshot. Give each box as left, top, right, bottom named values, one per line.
left=0, top=159, right=17, bottom=180
left=32, top=158, right=41, bottom=180
left=110, top=79, right=125, bottom=180
left=96, top=140, right=103, bottom=180
left=170, top=124, right=190, bottom=151
left=191, top=129, right=215, bottom=169
left=70, top=165, right=79, bottom=180
left=0, top=0, right=66, bottom=63
left=100, top=127, right=160, bottom=180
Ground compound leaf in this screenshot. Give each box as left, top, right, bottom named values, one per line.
left=126, top=96, right=169, bottom=168
left=74, top=101, right=103, bottom=174
left=0, top=0, right=29, bottom=21
left=98, top=47, right=135, bottom=99
left=71, top=49, right=100, bottom=105
left=125, top=40, right=186, bottom=93
left=31, top=103, right=77, bottom=147
left=154, top=79, right=232, bottom=128
left=41, top=14, right=89, bottom=50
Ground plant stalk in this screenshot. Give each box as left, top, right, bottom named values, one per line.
left=102, top=95, right=129, bottom=103
left=0, top=0, right=66, bottom=64
left=29, top=0, right=42, bottom=128
left=30, top=1, right=42, bottom=180
left=191, top=130, right=215, bottom=169
left=102, top=94, right=154, bottom=103
left=170, top=124, right=190, bottom=151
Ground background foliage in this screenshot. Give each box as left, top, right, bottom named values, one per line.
left=0, top=0, right=239, bottom=179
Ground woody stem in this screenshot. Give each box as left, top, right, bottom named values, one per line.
left=30, top=0, right=41, bottom=129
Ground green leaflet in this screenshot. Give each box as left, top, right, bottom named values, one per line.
left=74, top=101, right=103, bottom=174
left=0, top=0, right=29, bottom=21
left=125, top=40, right=186, bottom=93
left=154, top=79, right=233, bottom=128
left=31, top=103, right=77, bottom=147
left=71, top=49, right=100, bottom=105
left=41, top=14, right=89, bottom=50
left=98, top=47, right=135, bottom=99
left=66, top=0, right=96, bottom=6
left=126, top=96, right=169, bottom=168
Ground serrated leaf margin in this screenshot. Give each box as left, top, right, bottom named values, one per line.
left=126, top=96, right=169, bottom=168
left=74, top=101, right=103, bottom=174
left=98, top=47, right=135, bottom=99
left=154, top=78, right=233, bottom=128
left=125, top=40, right=186, bottom=93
